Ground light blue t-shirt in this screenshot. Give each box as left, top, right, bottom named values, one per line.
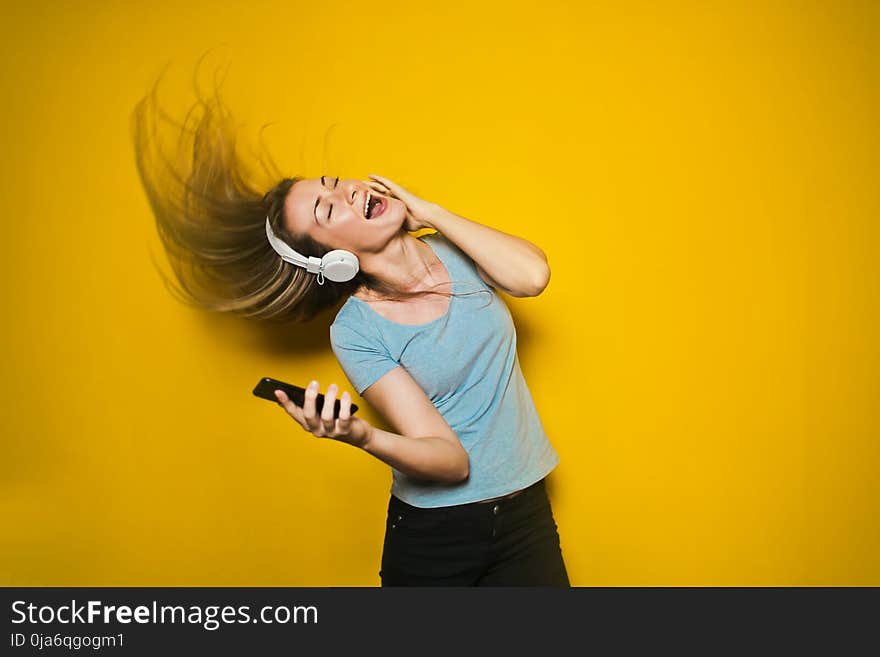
left=329, top=231, right=559, bottom=508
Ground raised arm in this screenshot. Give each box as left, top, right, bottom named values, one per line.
left=424, top=205, right=551, bottom=298
left=365, top=173, right=550, bottom=298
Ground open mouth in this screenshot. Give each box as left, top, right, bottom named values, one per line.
left=364, top=192, right=386, bottom=220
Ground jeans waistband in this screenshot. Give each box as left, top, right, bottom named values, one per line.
left=390, top=477, right=546, bottom=513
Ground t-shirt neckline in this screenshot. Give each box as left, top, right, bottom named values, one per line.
left=348, top=235, right=454, bottom=329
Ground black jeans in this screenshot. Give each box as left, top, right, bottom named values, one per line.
left=380, top=478, right=570, bottom=586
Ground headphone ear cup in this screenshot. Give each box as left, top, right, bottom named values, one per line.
left=321, top=249, right=360, bottom=283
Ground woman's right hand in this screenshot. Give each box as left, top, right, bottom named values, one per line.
left=274, top=380, right=374, bottom=449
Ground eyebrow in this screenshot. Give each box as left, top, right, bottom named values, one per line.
left=314, top=175, right=339, bottom=224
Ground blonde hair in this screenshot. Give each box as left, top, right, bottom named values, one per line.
left=131, top=64, right=487, bottom=324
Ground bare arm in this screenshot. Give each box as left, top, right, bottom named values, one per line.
left=359, top=367, right=469, bottom=483
left=424, top=204, right=551, bottom=298
left=275, top=370, right=469, bottom=483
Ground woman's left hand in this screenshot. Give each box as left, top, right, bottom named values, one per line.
left=364, top=174, right=437, bottom=232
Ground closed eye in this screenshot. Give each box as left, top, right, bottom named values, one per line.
left=318, top=175, right=340, bottom=221
left=328, top=175, right=339, bottom=220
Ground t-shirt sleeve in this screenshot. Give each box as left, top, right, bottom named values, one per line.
left=329, top=321, right=400, bottom=396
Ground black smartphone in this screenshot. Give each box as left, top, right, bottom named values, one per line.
left=252, top=376, right=358, bottom=419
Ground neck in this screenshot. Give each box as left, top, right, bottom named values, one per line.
left=354, top=232, right=442, bottom=300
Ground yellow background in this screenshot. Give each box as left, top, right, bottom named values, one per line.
left=1, top=0, right=878, bottom=585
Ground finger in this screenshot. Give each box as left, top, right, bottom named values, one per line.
left=364, top=180, right=395, bottom=198
left=275, top=390, right=306, bottom=427
left=364, top=181, right=392, bottom=197
left=321, top=383, right=338, bottom=429
left=367, top=174, right=399, bottom=191
left=287, top=403, right=307, bottom=427
left=303, top=380, right=319, bottom=429
left=275, top=389, right=296, bottom=413
left=337, top=390, right=352, bottom=431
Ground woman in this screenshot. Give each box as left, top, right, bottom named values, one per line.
left=132, top=77, right=569, bottom=586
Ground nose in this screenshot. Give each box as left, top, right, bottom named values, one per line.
left=343, top=180, right=366, bottom=214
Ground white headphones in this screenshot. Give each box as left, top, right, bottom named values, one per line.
left=265, top=217, right=359, bottom=285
